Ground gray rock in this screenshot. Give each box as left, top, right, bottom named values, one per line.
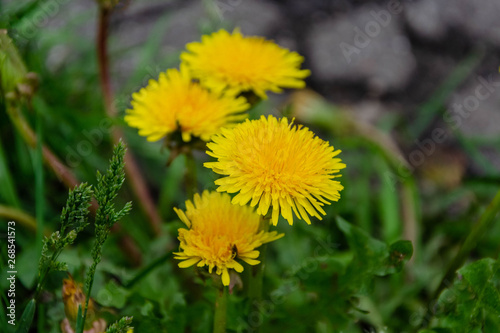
left=110, top=0, right=286, bottom=90
left=114, top=0, right=284, bottom=51
left=406, top=0, right=500, bottom=45
left=216, top=0, right=284, bottom=37
left=307, top=5, right=416, bottom=93
left=405, top=0, right=447, bottom=40
left=446, top=71, right=500, bottom=139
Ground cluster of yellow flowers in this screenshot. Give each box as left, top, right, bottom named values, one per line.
left=125, top=29, right=309, bottom=143
left=126, top=29, right=345, bottom=286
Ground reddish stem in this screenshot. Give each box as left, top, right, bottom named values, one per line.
left=7, top=103, right=142, bottom=265
left=96, top=7, right=162, bottom=235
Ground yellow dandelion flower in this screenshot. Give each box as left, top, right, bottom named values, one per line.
left=204, top=115, right=346, bottom=226
left=124, top=64, right=249, bottom=142
left=173, top=191, right=283, bottom=286
left=181, top=29, right=311, bottom=99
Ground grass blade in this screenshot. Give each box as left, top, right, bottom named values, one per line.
left=15, top=299, right=36, bottom=333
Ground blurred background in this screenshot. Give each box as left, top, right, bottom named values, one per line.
left=5, top=0, right=500, bottom=176
left=1, top=0, right=500, bottom=332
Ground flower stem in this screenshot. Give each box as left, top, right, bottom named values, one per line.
left=184, top=151, right=198, bottom=198
left=433, top=189, right=500, bottom=299
left=247, top=215, right=270, bottom=330
left=213, top=287, right=228, bottom=333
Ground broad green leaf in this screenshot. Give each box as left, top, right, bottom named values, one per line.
left=430, top=258, right=500, bottom=331
left=336, top=215, right=413, bottom=310
left=336, top=216, right=388, bottom=274
left=97, top=280, right=130, bottom=309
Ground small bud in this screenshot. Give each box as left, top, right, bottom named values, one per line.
left=0, top=30, right=28, bottom=94
left=62, top=276, right=102, bottom=330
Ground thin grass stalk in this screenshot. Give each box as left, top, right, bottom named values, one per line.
left=34, top=105, right=44, bottom=270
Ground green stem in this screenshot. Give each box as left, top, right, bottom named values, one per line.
left=34, top=104, right=44, bottom=275
left=184, top=151, right=198, bottom=198
left=79, top=260, right=99, bottom=333
left=247, top=215, right=270, bottom=330
left=432, top=189, right=500, bottom=300
left=81, top=280, right=94, bottom=333
left=213, top=287, right=228, bottom=333
left=0, top=205, right=37, bottom=232
left=80, top=230, right=108, bottom=333
left=401, top=178, right=419, bottom=265
left=124, top=251, right=172, bottom=288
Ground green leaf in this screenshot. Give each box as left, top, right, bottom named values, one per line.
left=336, top=216, right=413, bottom=301
left=97, top=280, right=130, bottom=309
left=459, top=258, right=500, bottom=316
left=430, top=258, right=500, bottom=331
left=336, top=216, right=388, bottom=276
left=15, top=299, right=35, bottom=333
left=16, top=245, right=38, bottom=288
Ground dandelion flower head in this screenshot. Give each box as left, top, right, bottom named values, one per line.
left=181, top=29, right=311, bottom=99
left=124, top=65, right=249, bottom=142
left=174, top=191, right=283, bottom=286
left=205, top=115, right=346, bottom=226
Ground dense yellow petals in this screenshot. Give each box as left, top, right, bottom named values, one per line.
left=204, top=115, right=346, bottom=226
left=174, top=191, right=283, bottom=286
left=181, top=29, right=310, bottom=99
left=125, top=65, right=249, bottom=142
